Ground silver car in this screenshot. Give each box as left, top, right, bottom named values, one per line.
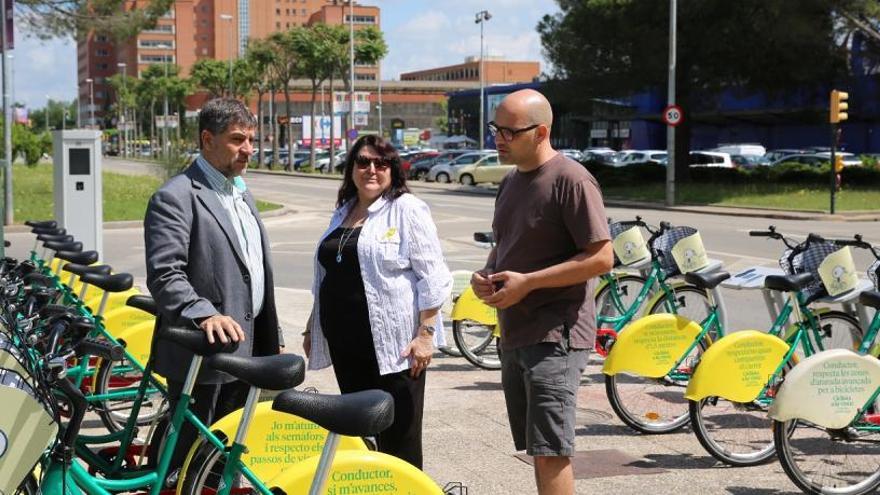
left=427, top=152, right=491, bottom=183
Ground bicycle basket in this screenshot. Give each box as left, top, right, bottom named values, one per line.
left=651, top=226, right=699, bottom=277
left=609, top=221, right=650, bottom=267
left=782, top=241, right=839, bottom=303
left=868, top=259, right=880, bottom=291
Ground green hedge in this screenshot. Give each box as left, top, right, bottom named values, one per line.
left=583, top=161, right=880, bottom=187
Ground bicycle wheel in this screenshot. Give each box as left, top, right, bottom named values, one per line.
left=453, top=319, right=500, bottom=370
left=437, top=322, right=462, bottom=357
left=94, top=357, right=168, bottom=433
left=179, top=439, right=255, bottom=495
left=775, top=417, right=880, bottom=495
left=604, top=337, right=709, bottom=434
left=594, top=274, right=648, bottom=323
left=808, top=310, right=862, bottom=353
left=688, top=361, right=795, bottom=466
left=648, top=284, right=716, bottom=339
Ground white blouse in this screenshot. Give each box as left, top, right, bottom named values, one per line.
left=308, top=193, right=453, bottom=375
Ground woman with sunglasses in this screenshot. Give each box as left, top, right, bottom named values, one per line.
left=303, top=135, right=452, bottom=469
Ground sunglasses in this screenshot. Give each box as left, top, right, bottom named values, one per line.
left=487, top=121, right=540, bottom=142
left=354, top=155, right=393, bottom=170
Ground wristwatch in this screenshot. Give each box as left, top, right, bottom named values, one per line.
left=418, top=324, right=435, bottom=336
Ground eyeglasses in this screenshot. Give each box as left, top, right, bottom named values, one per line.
left=487, top=121, right=540, bottom=141
left=354, top=155, right=392, bottom=170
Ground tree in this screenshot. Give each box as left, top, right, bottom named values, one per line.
left=190, top=58, right=232, bottom=99
left=268, top=31, right=301, bottom=167
left=290, top=25, right=335, bottom=171
left=16, top=0, right=175, bottom=40
left=538, top=0, right=851, bottom=187
left=244, top=39, right=277, bottom=168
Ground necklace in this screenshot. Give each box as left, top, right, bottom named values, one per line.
left=335, top=226, right=358, bottom=263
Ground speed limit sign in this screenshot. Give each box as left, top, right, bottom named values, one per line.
left=662, top=105, right=683, bottom=126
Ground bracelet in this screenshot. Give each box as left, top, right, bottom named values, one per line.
left=418, top=324, right=435, bottom=336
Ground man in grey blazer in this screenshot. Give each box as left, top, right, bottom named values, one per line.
left=144, top=98, right=283, bottom=479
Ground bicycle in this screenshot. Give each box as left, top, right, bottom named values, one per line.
left=602, top=221, right=730, bottom=433
left=769, top=234, right=880, bottom=495
left=684, top=231, right=864, bottom=466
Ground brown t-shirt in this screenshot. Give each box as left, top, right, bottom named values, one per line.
left=491, top=152, right=610, bottom=351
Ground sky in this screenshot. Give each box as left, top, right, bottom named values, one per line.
left=10, top=0, right=560, bottom=110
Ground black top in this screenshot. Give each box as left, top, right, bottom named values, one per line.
left=318, top=227, right=375, bottom=359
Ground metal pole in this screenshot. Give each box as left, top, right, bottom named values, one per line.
left=220, top=14, right=234, bottom=96
left=378, top=69, right=383, bottom=137
left=348, top=0, right=355, bottom=145
left=1, top=0, right=11, bottom=231
left=89, top=79, right=94, bottom=128
left=665, top=0, right=677, bottom=207
left=830, top=124, right=837, bottom=214
left=479, top=18, right=484, bottom=150
left=163, top=61, right=169, bottom=158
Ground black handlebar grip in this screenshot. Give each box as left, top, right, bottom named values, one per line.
left=749, top=231, right=772, bottom=237
left=76, top=338, right=125, bottom=362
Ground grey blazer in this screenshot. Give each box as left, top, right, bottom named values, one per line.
left=144, top=163, right=283, bottom=384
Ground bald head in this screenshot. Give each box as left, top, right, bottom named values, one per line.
left=498, top=89, right=553, bottom=129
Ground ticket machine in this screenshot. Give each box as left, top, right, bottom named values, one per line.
left=52, top=130, right=103, bottom=254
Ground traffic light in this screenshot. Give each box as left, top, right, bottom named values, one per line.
left=834, top=155, right=845, bottom=173
left=830, top=89, right=849, bottom=123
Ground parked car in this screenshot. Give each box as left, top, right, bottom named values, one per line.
left=769, top=152, right=861, bottom=167
left=262, top=149, right=290, bottom=167
left=689, top=151, right=735, bottom=168
left=761, top=149, right=806, bottom=165
left=711, top=143, right=766, bottom=157
left=410, top=150, right=467, bottom=180
left=428, top=152, right=490, bottom=183
left=314, top=150, right=347, bottom=172
left=560, top=149, right=584, bottom=162
left=731, top=154, right=763, bottom=168
left=618, top=150, right=667, bottom=166
left=582, top=148, right=618, bottom=166
left=454, top=153, right=507, bottom=185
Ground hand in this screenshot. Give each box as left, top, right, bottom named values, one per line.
left=198, top=314, right=245, bottom=344
left=483, top=271, right=531, bottom=309
left=302, top=334, right=312, bottom=359
left=401, top=332, right=434, bottom=378
left=471, top=269, right=496, bottom=300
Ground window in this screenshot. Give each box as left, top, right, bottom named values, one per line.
left=276, top=21, right=281, bottom=28
left=276, top=8, right=281, bottom=14
left=286, top=22, right=290, bottom=28
left=96, top=35, right=108, bottom=42
left=354, top=73, right=375, bottom=81
left=95, top=90, right=106, bottom=99
left=138, top=39, right=174, bottom=49
left=285, top=8, right=289, bottom=14
left=144, top=24, right=174, bottom=33
left=139, top=54, right=175, bottom=64
left=96, top=49, right=109, bottom=57
left=97, top=63, right=109, bottom=70
left=345, top=15, right=376, bottom=24
left=300, top=8, right=306, bottom=15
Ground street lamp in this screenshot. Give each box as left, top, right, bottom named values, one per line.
left=475, top=10, right=491, bottom=150
left=219, top=14, right=234, bottom=95
left=117, top=62, right=127, bottom=157
left=85, top=78, right=95, bottom=129
left=44, top=94, right=50, bottom=132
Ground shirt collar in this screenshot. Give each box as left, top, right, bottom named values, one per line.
left=196, top=154, right=240, bottom=195
left=340, top=195, right=389, bottom=218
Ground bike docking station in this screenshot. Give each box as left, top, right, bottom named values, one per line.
left=52, top=130, right=103, bottom=255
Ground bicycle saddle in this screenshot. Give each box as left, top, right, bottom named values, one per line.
left=859, top=290, right=880, bottom=310
left=684, top=271, right=731, bottom=290
left=126, top=295, right=157, bottom=316
left=272, top=389, right=394, bottom=437
left=62, top=263, right=112, bottom=277
left=32, top=226, right=65, bottom=236
left=158, top=325, right=239, bottom=356
left=79, top=272, right=133, bottom=293
left=764, top=273, right=814, bottom=293
left=25, top=220, right=57, bottom=229
left=474, top=232, right=494, bottom=244
left=44, top=240, right=82, bottom=253
left=36, top=234, right=73, bottom=244
left=55, top=250, right=99, bottom=266
left=206, top=353, right=305, bottom=391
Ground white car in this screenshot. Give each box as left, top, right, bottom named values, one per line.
left=689, top=151, right=735, bottom=168
left=314, top=151, right=347, bottom=172
left=617, top=150, right=667, bottom=166
left=427, top=152, right=490, bottom=183
left=454, top=153, right=507, bottom=185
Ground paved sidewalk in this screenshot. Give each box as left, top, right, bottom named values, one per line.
left=274, top=288, right=802, bottom=495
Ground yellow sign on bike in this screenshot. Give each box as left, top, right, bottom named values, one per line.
left=818, top=247, right=859, bottom=297
left=450, top=286, right=497, bottom=326
left=612, top=227, right=650, bottom=266
left=769, top=349, right=880, bottom=429
left=602, top=314, right=703, bottom=378
left=0, top=374, right=58, bottom=495
left=671, top=232, right=709, bottom=273
left=685, top=330, right=790, bottom=402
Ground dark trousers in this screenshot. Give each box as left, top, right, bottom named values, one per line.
left=148, top=378, right=251, bottom=474
left=332, top=361, right=427, bottom=469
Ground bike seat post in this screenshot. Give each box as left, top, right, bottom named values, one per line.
left=67, top=272, right=77, bottom=289
left=78, top=282, right=89, bottom=302
left=309, top=432, right=342, bottom=495
left=96, top=290, right=110, bottom=317
left=155, top=354, right=205, bottom=483
left=219, top=385, right=263, bottom=494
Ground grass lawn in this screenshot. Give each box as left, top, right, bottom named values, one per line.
left=602, top=182, right=880, bottom=212
left=12, top=163, right=282, bottom=223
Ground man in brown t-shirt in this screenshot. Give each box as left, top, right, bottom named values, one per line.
left=472, top=89, right=613, bottom=495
